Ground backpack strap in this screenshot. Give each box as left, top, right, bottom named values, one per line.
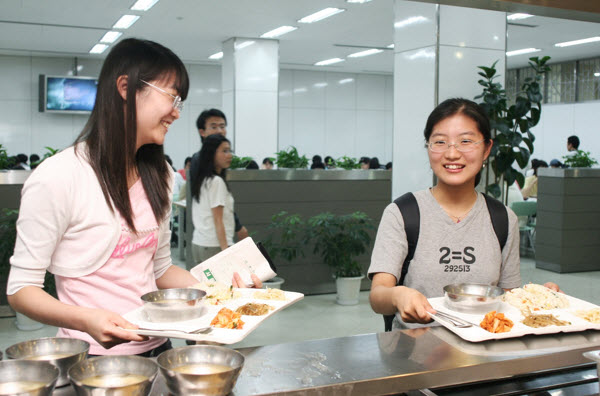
left=383, top=192, right=420, bottom=332
left=482, top=193, right=508, bottom=251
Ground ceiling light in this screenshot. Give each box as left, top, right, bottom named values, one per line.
left=208, top=52, right=223, bottom=60
left=338, top=78, right=354, bottom=84
left=89, top=44, right=109, bottom=54
left=130, top=0, right=159, bottom=11
left=235, top=40, right=255, bottom=50
left=394, top=16, right=427, bottom=29
left=555, top=36, right=600, bottom=47
left=348, top=48, right=383, bottom=58
left=507, top=13, right=533, bottom=21
left=406, top=49, right=435, bottom=60
left=314, top=58, right=345, bottom=66
left=100, top=31, right=122, bottom=44
left=594, top=72, right=600, bottom=77
left=298, top=8, right=345, bottom=24
left=261, top=26, right=297, bottom=39
left=113, top=15, right=140, bottom=29
left=314, top=82, right=328, bottom=88
left=346, top=0, right=372, bottom=3
left=506, top=48, right=540, bottom=57
left=387, top=44, right=394, bottom=49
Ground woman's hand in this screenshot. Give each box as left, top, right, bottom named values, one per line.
left=544, top=282, right=562, bottom=293
left=232, top=272, right=263, bottom=289
left=392, top=286, right=436, bottom=324
left=81, top=308, right=148, bottom=350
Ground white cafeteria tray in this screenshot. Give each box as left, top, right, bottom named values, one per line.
left=428, top=295, right=600, bottom=343
left=123, top=288, right=304, bottom=344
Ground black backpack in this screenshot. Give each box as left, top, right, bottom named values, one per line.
left=382, top=192, right=508, bottom=332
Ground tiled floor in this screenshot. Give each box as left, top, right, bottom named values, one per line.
left=1, top=255, right=599, bottom=353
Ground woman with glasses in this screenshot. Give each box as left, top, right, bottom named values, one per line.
left=7, top=38, right=203, bottom=356
left=189, top=135, right=237, bottom=265
left=368, top=98, right=559, bottom=329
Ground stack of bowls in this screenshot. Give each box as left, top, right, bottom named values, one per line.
left=158, top=345, right=245, bottom=395
left=6, top=338, right=89, bottom=387
left=0, top=360, right=59, bottom=396
left=443, top=283, right=505, bottom=314
left=141, top=288, right=207, bottom=322
left=68, top=355, right=158, bottom=395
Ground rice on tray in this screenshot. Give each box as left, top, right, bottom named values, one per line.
left=503, top=283, right=569, bottom=313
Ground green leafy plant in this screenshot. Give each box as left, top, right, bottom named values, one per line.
left=336, top=156, right=360, bottom=170
left=262, top=211, right=306, bottom=262
left=306, top=211, right=374, bottom=278
left=230, top=155, right=254, bottom=169
left=275, top=146, right=309, bottom=169
left=562, top=151, right=598, bottom=168
left=31, top=146, right=60, bottom=168
left=475, top=56, right=551, bottom=201
left=0, top=144, right=16, bottom=170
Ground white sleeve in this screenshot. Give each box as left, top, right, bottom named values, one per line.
left=207, top=177, right=227, bottom=209
left=367, top=204, right=408, bottom=282
left=498, top=208, right=522, bottom=289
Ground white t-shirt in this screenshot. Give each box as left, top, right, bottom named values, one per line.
left=191, top=176, right=235, bottom=247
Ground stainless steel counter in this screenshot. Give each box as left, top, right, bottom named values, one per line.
left=227, top=169, right=391, bottom=181
left=49, top=327, right=600, bottom=395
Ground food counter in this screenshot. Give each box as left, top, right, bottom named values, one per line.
left=47, top=327, right=600, bottom=395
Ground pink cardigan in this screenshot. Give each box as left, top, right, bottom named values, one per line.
left=7, top=145, right=172, bottom=295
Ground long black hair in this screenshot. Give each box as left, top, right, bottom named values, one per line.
left=74, top=38, right=189, bottom=232
left=190, top=134, right=230, bottom=202
left=424, top=98, right=491, bottom=186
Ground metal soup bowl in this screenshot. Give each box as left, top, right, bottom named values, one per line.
left=157, top=345, right=245, bottom=396
left=0, top=360, right=59, bottom=396
left=443, top=283, right=505, bottom=314
left=68, top=355, right=158, bottom=396
left=5, top=337, right=89, bottom=388
left=140, top=288, right=207, bottom=323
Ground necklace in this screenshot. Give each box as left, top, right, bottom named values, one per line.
left=432, top=187, right=478, bottom=223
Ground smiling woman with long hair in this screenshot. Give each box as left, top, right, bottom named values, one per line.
left=7, top=38, right=201, bottom=356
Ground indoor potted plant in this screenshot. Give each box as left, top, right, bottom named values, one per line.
left=562, top=151, right=598, bottom=168
left=275, top=146, right=309, bottom=169
left=306, top=211, right=373, bottom=305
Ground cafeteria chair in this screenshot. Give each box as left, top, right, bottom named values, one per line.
left=510, top=200, right=537, bottom=255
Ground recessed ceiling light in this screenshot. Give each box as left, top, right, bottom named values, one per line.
left=506, top=48, right=540, bottom=57
left=555, top=36, right=600, bottom=47
left=100, top=31, right=122, bottom=44
left=89, top=44, right=109, bottom=54
left=507, top=13, right=533, bottom=21
left=394, top=16, right=427, bottom=29
left=261, top=26, right=297, bottom=39
left=314, top=82, right=328, bottom=88
left=130, top=0, right=159, bottom=11
left=208, top=52, right=223, bottom=60
left=298, top=8, right=345, bottom=24
left=338, top=78, right=354, bottom=84
left=348, top=48, right=383, bottom=58
left=113, top=15, right=140, bottom=29
left=314, top=58, right=345, bottom=66
left=346, top=0, right=372, bottom=3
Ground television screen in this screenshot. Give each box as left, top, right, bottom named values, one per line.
left=39, top=75, right=97, bottom=114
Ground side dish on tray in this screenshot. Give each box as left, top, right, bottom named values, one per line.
left=480, top=311, right=514, bottom=333
left=575, top=308, right=600, bottom=324
left=236, top=303, right=274, bottom=316
left=253, top=288, right=287, bottom=301
left=211, top=308, right=245, bottom=329
left=522, top=313, right=570, bottom=328
left=503, top=283, right=569, bottom=314
left=190, top=281, right=241, bottom=305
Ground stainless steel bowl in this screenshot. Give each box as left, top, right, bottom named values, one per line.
left=157, top=345, right=245, bottom=396
left=443, top=283, right=505, bottom=314
left=141, top=288, right=207, bottom=323
left=5, top=337, right=89, bottom=387
left=68, top=355, right=158, bottom=396
left=0, top=360, right=59, bottom=396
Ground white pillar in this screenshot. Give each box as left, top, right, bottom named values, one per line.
left=222, top=38, right=279, bottom=162
left=392, top=0, right=506, bottom=199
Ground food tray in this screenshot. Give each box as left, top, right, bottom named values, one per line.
left=428, top=295, right=600, bottom=343
left=123, top=288, right=303, bottom=344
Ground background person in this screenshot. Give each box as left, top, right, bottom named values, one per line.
left=368, top=98, right=559, bottom=330
left=359, top=157, right=370, bottom=170
left=7, top=38, right=197, bottom=356
left=565, top=135, right=580, bottom=157
left=521, top=159, right=548, bottom=200
left=262, top=157, right=274, bottom=169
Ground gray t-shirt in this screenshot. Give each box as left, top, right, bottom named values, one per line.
left=368, top=189, right=521, bottom=326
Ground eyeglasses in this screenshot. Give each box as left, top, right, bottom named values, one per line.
left=426, top=139, right=486, bottom=153
left=140, top=80, right=184, bottom=112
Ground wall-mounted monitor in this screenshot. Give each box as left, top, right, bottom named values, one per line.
left=39, top=75, right=98, bottom=114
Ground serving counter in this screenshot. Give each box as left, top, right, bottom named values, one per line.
left=48, top=327, right=600, bottom=395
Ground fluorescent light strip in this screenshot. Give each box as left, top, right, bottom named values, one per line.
left=113, top=15, right=140, bottom=29
left=387, top=44, right=394, bottom=49
left=348, top=48, right=383, bottom=58
left=394, top=16, right=427, bottom=29
left=507, top=13, right=533, bottom=21
left=208, top=52, right=223, bottom=60
left=261, top=26, right=297, bottom=39
left=346, top=0, right=372, bottom=3
left=89, top=44, right=109, bottom=54
left=298, top=8, right=345, bottom=24
left=100, top=31, right=122, bottom=44
left=314, top=58, right=344, bottom=66
left=555, top=36, right=600, bottom=47
left=130, top=0, right=159, bottom=11
left=595, top=72, right=600, bottom=77
left=506, top=48, right=540, bottom=57
left=338, top=78, right=354, bottom=84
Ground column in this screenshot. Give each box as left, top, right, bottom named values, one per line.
left=392, top=0, right=506, bottom=198
left=222, top=38, right=279, bottom=162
